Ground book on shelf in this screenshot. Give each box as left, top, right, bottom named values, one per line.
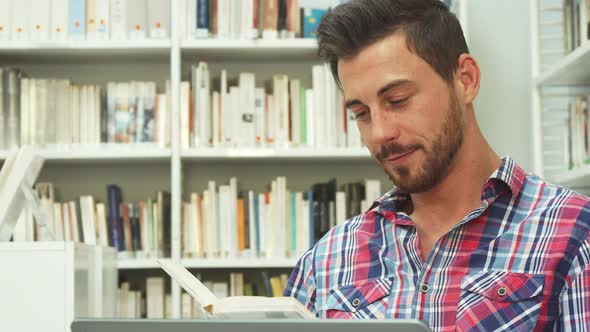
left=147, top=0, right=170, bottom=38
left=106, top=185, right=171, bottom=258
left=562, top=0, right=590, bottom=53
left=183, top=0, right=343, bottom=40
left=0, top=0, right=171, bottom=42
left=146, top=276, right=166, bottom=318
left=117, top=281, right=142, bottom=318
left=0, top=67, right=171, bottom=150
left=12, top=182, right=172, bottom=260
left=158, top=259, right=316, bottom=319
left=118, top=275, right=176, bottom=319
left=0, top=0, right=12, bottom=40
left=563, top=95, right=590, bottom=171
left=117, top=279, right=173, bottom=319
left=127, top=0, right=148, bottom=39
left=181, top=176, right=382, bottom=260
left=183, top=61, right=362, bottom=150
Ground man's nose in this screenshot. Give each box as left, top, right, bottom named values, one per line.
left=367, top=108, right=400, bottom=146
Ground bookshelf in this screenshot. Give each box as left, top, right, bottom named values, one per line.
left=0, top=40, right=172, bottom=52
left=117, top=257, right=298, bottom=270
left=531, top=0, right=590, bottom=187
left=0, top=145, right=172, bottom=162
left=549, top=164, right=590, bottom=187
left=181, top=147, right=372, bottom=160
left=0, top=40, right=172, bottom=63
left=181, top=38, right=318, bottom=60
left=535, top=40, right=590, bottom=86
left=0, top=0, right=468, bottom=320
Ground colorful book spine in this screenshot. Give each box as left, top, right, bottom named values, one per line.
left=131, top=204, right=141, bottom=251
left=196, top=0, right=209, bottom=38
left=306, top=190, right=314, bottom=246
left=69, top=0, right=87, bottom=40
left=303, top=7, right=326, bottom=38
left=254, top=193, right=260, bottom=255
left=107, top=184, right=124, bottom=251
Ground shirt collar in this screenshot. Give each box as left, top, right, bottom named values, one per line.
left=367, top=156, right=526, bottom=219
left=485, top=156, right=526, bottom=198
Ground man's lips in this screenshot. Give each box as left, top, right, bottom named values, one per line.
left=385, top=149, right=417, bottom=163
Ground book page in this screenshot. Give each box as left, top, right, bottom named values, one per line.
left=158, top=260, right=315, bottom=319
left=216, top=296, right=316, bottom=319
left=157, top=259, right=218, bottom=307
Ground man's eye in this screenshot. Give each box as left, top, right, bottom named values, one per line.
left=387, top=97, right=410, bottom=106
left=354, top=110, right=369, bottom=120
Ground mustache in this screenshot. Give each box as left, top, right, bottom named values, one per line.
left=375, top=143, right=423, bottom=161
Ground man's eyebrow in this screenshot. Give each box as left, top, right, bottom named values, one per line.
left=345, top=79, right=414, bottom=109
left=345, top=99, right=364, bottom=109
left=377, top=79, right=413, bottom=97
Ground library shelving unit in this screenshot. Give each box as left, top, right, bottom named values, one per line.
left=0, top=145, right=172, bottom=163
left=0, top=0, right=468, bottom=318
left=181, top=147, right=371, bottom=161
left=531, top=0, right=590, bottom=188
left=118, top=257, right=299, bottom=270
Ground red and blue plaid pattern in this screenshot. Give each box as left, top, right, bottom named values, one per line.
left=285, top=157, right=590, bottom=331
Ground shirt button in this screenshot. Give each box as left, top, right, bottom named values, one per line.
left=497, top=287, right=508, bottom=297
left=420, top=283, right=430, bottom=293
left=352, top=298, right=361, bottom=307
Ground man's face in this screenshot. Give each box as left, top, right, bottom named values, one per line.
left=339, top=33, right=465, bottom=193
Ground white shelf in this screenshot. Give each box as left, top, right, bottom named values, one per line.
left=117, top=257, right=297, bottom=269
left=181, top=38, right=318, bottom=60
left=535, top=41, right=590, bottom=86
left=549, top=165, right=590, bottom=187
left=0, top=40, right=171, bottom=62
left=181, top=258, right=297, bottom=269
left=117, top=258, right=160, bottom=269
left=0, top=145, right=171, bottom=162
left=0, top=39, right=171, bottom=50
left=182, top=147, right=372, bottom=161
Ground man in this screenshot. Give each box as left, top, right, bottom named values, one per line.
left=284, top=0, right=590, bottom=330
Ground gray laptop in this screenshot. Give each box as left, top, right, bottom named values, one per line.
left=72, top=319, right=431, bottom=332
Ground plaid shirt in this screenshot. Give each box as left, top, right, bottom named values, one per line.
left=284, top=157, right=590, bottom=331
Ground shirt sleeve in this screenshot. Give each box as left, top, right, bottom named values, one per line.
left=283, top=248, right=319, bottom=317
left=556, top=238, right=590, bottom=330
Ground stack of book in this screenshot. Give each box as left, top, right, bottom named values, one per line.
left=11, top=183, right=172, bottom=259
left=183, top=0, right=344, bottom=40
left=564, top=95, right=590, bottom=170
left=184, top=62, right=361, bottom=149
left=181, top=176, right=382, bottom=260
left=0, top=0, right=171, bottom=42
left=117, top=278, right=173, bottom=319
left=0, top=67, right=171, bottom=150
left=563, top=0, right=590, bottom=53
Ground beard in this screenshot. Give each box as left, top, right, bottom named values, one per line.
left=374, top=92, right=464, bottom=193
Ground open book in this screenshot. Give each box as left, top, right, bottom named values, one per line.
left=157, top=259, right=316, bottom=319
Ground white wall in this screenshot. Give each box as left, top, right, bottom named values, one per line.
left=467, top=0, right=533, bottom=172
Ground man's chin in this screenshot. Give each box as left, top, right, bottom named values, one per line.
left=387, top=169, right=431, bottom=194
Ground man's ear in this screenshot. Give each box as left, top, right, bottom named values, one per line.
left=454, top=54, right=480, bottom=105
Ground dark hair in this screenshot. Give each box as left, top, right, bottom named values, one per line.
left=317, top=0, right=469, bottom=88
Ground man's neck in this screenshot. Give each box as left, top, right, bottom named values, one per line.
left=409, top=125, right=502, bottom=258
